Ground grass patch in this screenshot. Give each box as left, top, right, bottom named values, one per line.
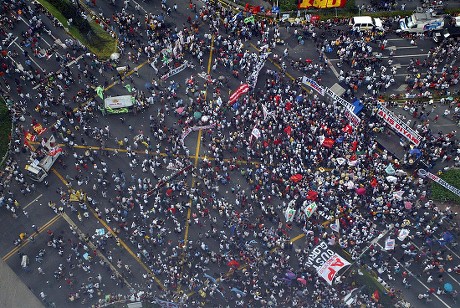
left=0, top=97, right=12, bottom=165
left=352, top=266, right=394, bottom=307
left=36, top=0, right=117, bottom=59
left=430, top=168, right=460, bottom=204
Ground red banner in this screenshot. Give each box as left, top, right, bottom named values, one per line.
left=298, top=0, right=347, bottom=9
left=228, top=83, right=249, bottom=105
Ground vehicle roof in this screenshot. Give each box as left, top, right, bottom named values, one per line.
left=352, top=16, right=374, bottom=23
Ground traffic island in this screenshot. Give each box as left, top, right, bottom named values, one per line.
left=36, top=0, right=117, bottom=59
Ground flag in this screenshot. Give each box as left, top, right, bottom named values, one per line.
left=244, top=16, right=255, bottom=24
left=49, top=147, right=63, bottom=156
left=251, top=126, right=261, bottom=139
left=228, top=83, right=249, bottom=105
left=303, top=202, right=317, bottom=218
left=398, top=229, right=410, bottom=241
left=371, top=290, right=380, bottom=302
left=322, top=138, right=335, bottom=148
left=330, top=218, right=340, bottom=232
left=262, top=104, right=275, bottom=121
left=124, top=84, right=133, bottom=93
left=385, top=238, right=395, bottom=250
left=284, top=125, right=292, bottom=136
left=96, top=86, right=104, bottom=99
left=32, top=123, right=47, bottom=135
left=285, top=207, right=296, bottom=222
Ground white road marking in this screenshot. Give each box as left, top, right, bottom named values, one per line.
left=13, top=41, right=45, bottom=71
left=24, top=193, right=43, bottom=210
left=376, top=242, right=454, bottom=308
left=410, top=241, right=460, bottom=287
left=7, top=36, right=18, bottom=49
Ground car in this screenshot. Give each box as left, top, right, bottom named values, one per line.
left=349, top=16, right=384, bottom=32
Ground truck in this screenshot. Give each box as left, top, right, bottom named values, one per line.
left=100, top=95, right=134, bottom=115
left=433, top=16, right=460, bottom=43
left=25, top=135, right=61, bottom=182
left=399, top=11, right=444, bottom=33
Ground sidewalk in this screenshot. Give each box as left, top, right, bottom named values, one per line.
left=0, top=259, right=44, bottom=308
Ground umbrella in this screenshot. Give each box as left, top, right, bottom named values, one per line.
left=356, top=187, right=366, bottom=195
left=176, top=107, right=185, bottom=114
left=285, top=271, right=296, bottom=280
left=404, top=201, right=412, bottom=210
left=193, top=111, right=202, bottom=119
left=227, top=260, right=240, bottom=268
left=297, top=277, right=307, bottom=285
left=409, top=148, right=422, bottom=159
left=110, top=53, right=120, bottom=60
left=444, top=283, right=453, bottom=293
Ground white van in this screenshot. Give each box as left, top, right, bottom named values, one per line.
left=349, top=16, right=384, bottom=32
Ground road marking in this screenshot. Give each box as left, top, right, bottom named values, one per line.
left=328, top=53, right=429, bottom=61
left=185, top=230, right=309, bottom=298
left=51, top=168, right=166, bottom=290
left=410, top=241, right=460, bottom=287
left=23, top=193, right=43, bottom=210
left=375, top=242, right=453, bottom=308
left=61, top=212, right=133, bottom=289
left=7, top=36, right=18, bottom=48
left=12, top=41, right=45, bottom=71
left=2, top=215, right=62, bottom=261
left=393, top=46, right=419, bottom=49
left=177, top=35, right=215, bottom=293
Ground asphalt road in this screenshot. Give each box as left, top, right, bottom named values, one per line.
left=0, top=0, right=459, bottom=307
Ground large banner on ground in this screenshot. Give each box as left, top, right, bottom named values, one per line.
left=376, top=105, right=422, bottom=146
left=298, top=0, right=347, bottom=9
left=305, top=241, right=350, bottom=285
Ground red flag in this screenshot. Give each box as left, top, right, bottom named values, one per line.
left=285, top=101, right=293, bottom=111
left=371, top=290, right=380, bottom=302
left=33, top=123, right=47, bottom=135
left=290, top=174, right=303, bottom=183
left=322, top=138, right=335, bottom=148
left=244, top=3, right=250, bottom=11
left=343, top=124, right=353, bottom=134
left=370, top=178, right=378, bottom=187
left=228, top=83, right=249, bottom=105
left=351, top=140, right=358, bottom=152
left=284, top=126, right=292, bottom=136
left=251, top=6, right=261, bottom=14
left=24, top=132, right=36, bottom=142
left=49, top=147, right=63, bottom=156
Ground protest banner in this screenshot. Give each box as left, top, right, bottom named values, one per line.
left=376, top=105, right=422, bottom=146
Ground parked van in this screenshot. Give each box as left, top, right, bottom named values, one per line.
left=349, top=16, right=384, bottom=32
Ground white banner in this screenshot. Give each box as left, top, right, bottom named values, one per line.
left=385, top=238, right=395, bottom=250
left=302, top=76, right=325, bottom=95
left=419, top=169, right=460, bottom=197
left=161, top=60, right=190, bottom=81
left=317, top=253, right=351, bottom=285
left=180, top=123, right=216, bottom=149
left=376, top=105, right=422, bottom=146
left=247, top=53, right=269, bottom=89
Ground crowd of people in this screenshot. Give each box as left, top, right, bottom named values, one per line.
left=0, top=0, right=459, bottom=307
